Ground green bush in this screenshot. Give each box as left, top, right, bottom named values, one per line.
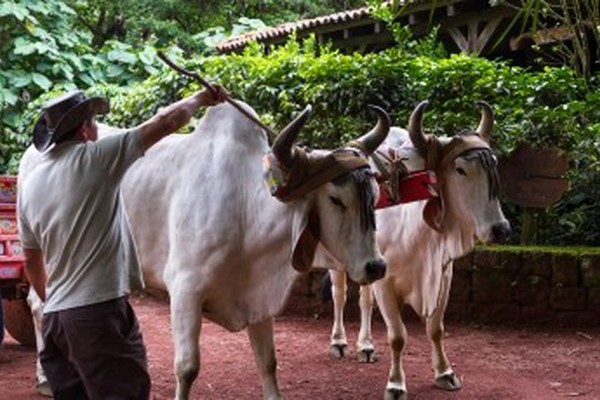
left=6, top=36, right=600, bottom=246
left=0, top=0, right=181, bottom=173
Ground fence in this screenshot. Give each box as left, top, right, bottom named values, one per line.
left=286, top=248, right=600, bottom=327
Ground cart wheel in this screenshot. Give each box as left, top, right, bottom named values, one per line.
left=2, top=298, right=35, bottom=347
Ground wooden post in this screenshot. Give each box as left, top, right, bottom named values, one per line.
left=498, top=144, right=570, bottom=246
left=520, top=208, right=536, bottom=245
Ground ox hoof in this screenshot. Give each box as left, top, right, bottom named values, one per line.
left=384, top=388, right=407, bottom=400
left=435, top=372, right=462, bottom=391
left=330, top=343, right=348, bottom=358
left=357, top=348, right=377, bottom=363
left=36, top=381, right=53, bottom=397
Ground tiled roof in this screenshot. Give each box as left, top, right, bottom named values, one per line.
left=216, top=5, right=376, bottom=53
left=215, top=0, right=463, bottom=53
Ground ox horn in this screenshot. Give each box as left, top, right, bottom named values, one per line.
left=271, top=105, right=313, bottom=169
left=407, top=100, right=430, bottom=156
left=475, top=100, right=494, bottom=143
left=352, top=105, right=391, bottom=155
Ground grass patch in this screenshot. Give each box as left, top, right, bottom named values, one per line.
left=475, top=245, right=600, bottom=255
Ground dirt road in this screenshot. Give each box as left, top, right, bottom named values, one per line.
left=1, top=294, right=599, bottom=399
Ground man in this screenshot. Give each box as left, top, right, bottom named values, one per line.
left=17, top=85, right=227, bottom=399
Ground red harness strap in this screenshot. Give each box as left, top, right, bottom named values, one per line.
left=375, top=170, right=438, bottom=209
left=370, top=147, right=438, bottom=209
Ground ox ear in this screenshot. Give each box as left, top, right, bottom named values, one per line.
left=423, top=197, right=444, bottom=233
left=291, top=204, right=321, bottom=272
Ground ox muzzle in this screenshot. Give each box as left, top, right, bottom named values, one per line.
left=365, top=258, right=387, bottom=282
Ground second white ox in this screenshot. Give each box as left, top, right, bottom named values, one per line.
left=322, top=101, right=511, bottom=400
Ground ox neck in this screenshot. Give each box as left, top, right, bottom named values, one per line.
left=438, top=207, right=477, bottom=259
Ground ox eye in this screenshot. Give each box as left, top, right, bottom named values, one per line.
left=329, top=196, right=346, bottom=210
left=456, top=167, right=467, bottom=176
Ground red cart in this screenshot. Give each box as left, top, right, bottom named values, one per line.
left=0, top=175, right=35, bottom=347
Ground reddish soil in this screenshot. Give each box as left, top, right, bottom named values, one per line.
left=1, top=293, right=599, bottom=399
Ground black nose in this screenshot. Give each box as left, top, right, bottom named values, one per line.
left=365, top=259, right=387, bottom=282
left=492, top=222, right=511, bottom=243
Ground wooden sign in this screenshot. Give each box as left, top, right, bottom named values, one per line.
left=498, top=143, right=570, bottom=208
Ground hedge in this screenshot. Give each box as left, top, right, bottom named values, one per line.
left=10, top=38, right=600, bottom=246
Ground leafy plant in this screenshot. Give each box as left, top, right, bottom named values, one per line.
left=2, top=1, right=598, bottom=246
left=0, top=0, right=179, bottom=172
left=131, top=40, right=600, bottom=246
left=496, top=0, right=600, bottom=84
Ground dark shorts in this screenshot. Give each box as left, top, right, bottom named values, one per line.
left=41, top=296, right=150, bottom=400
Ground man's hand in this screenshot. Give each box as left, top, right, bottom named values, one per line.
left=197, top=84, right=229, bottom=107
left=23, top=248, right=47, bottom=302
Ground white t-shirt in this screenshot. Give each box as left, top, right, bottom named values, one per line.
left=18, top=131, right=144, bottom=313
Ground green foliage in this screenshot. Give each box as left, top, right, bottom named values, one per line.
left=75, top=35, right=599, bottom=171
left=368, top=0, right=447, bottom=59
left=62, top=0, right=366, bottom=54
left=194, top=18, right=269, bottom=54
left=65, top=0, right=208, bottom=51
left=496, top=0, right=600, bottom=83
left=1, top=0, right=86, bottom=171
left=0, top=0, right=371, bottom=172
left=1, top=1, right=598, bottom=246
left=93, top=37, right=599, bottom=246
left=0, top=0, right=178, bottom=172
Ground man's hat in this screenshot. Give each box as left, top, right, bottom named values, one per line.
left=33, top=90, right=110, bottom=152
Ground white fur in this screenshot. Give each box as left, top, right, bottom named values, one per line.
left=23, top=102, right=385, bottom=400
left=323, top=127, right=509, bottom=397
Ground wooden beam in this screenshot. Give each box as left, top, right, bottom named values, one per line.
left=440, top=7, right=513, bottom=54
left=475, top=17, right=501, bottom=53
left=221, top=0, right=517, bottom=55
left=447, top=26, right=469, bottom=52
left=394, top=0, right=467, bottom=16
left=304, top=17, right=380, bottom=35
left=468, top=20, right=478, bottom=52
left=446, top=17, right=502, bottom=55
left=442, top=6, right=515, bottom=29
left=332, top=31, right=395, bottom=52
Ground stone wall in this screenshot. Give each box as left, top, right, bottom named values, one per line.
left=284, top=248, right=600, bottom=327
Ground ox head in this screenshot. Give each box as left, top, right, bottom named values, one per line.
left=407, top=101, right=511, bottom=244
left=271, top=106, right=391, bottom=285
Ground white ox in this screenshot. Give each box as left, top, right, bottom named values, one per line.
left=22, top=101, right=392, bottom=400
left=321, top=101, right=511, bottom=400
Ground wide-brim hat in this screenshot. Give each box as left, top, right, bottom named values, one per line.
left=33, top=90, right=110, bottom=152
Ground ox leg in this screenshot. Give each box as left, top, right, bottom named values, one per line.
left=374, top=281, right=408, bottom=400
left=247, top=317, right=283, bottom=400
left=356, top=284, right=376, bottom=363
left=427, top=265, right=461, bottom=391
left=170, top=289, right=203, bottom=400
left=329, top=270, right=348, bottom=358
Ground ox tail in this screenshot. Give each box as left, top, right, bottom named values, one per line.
left=318, top=272, right=333, bottom=302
